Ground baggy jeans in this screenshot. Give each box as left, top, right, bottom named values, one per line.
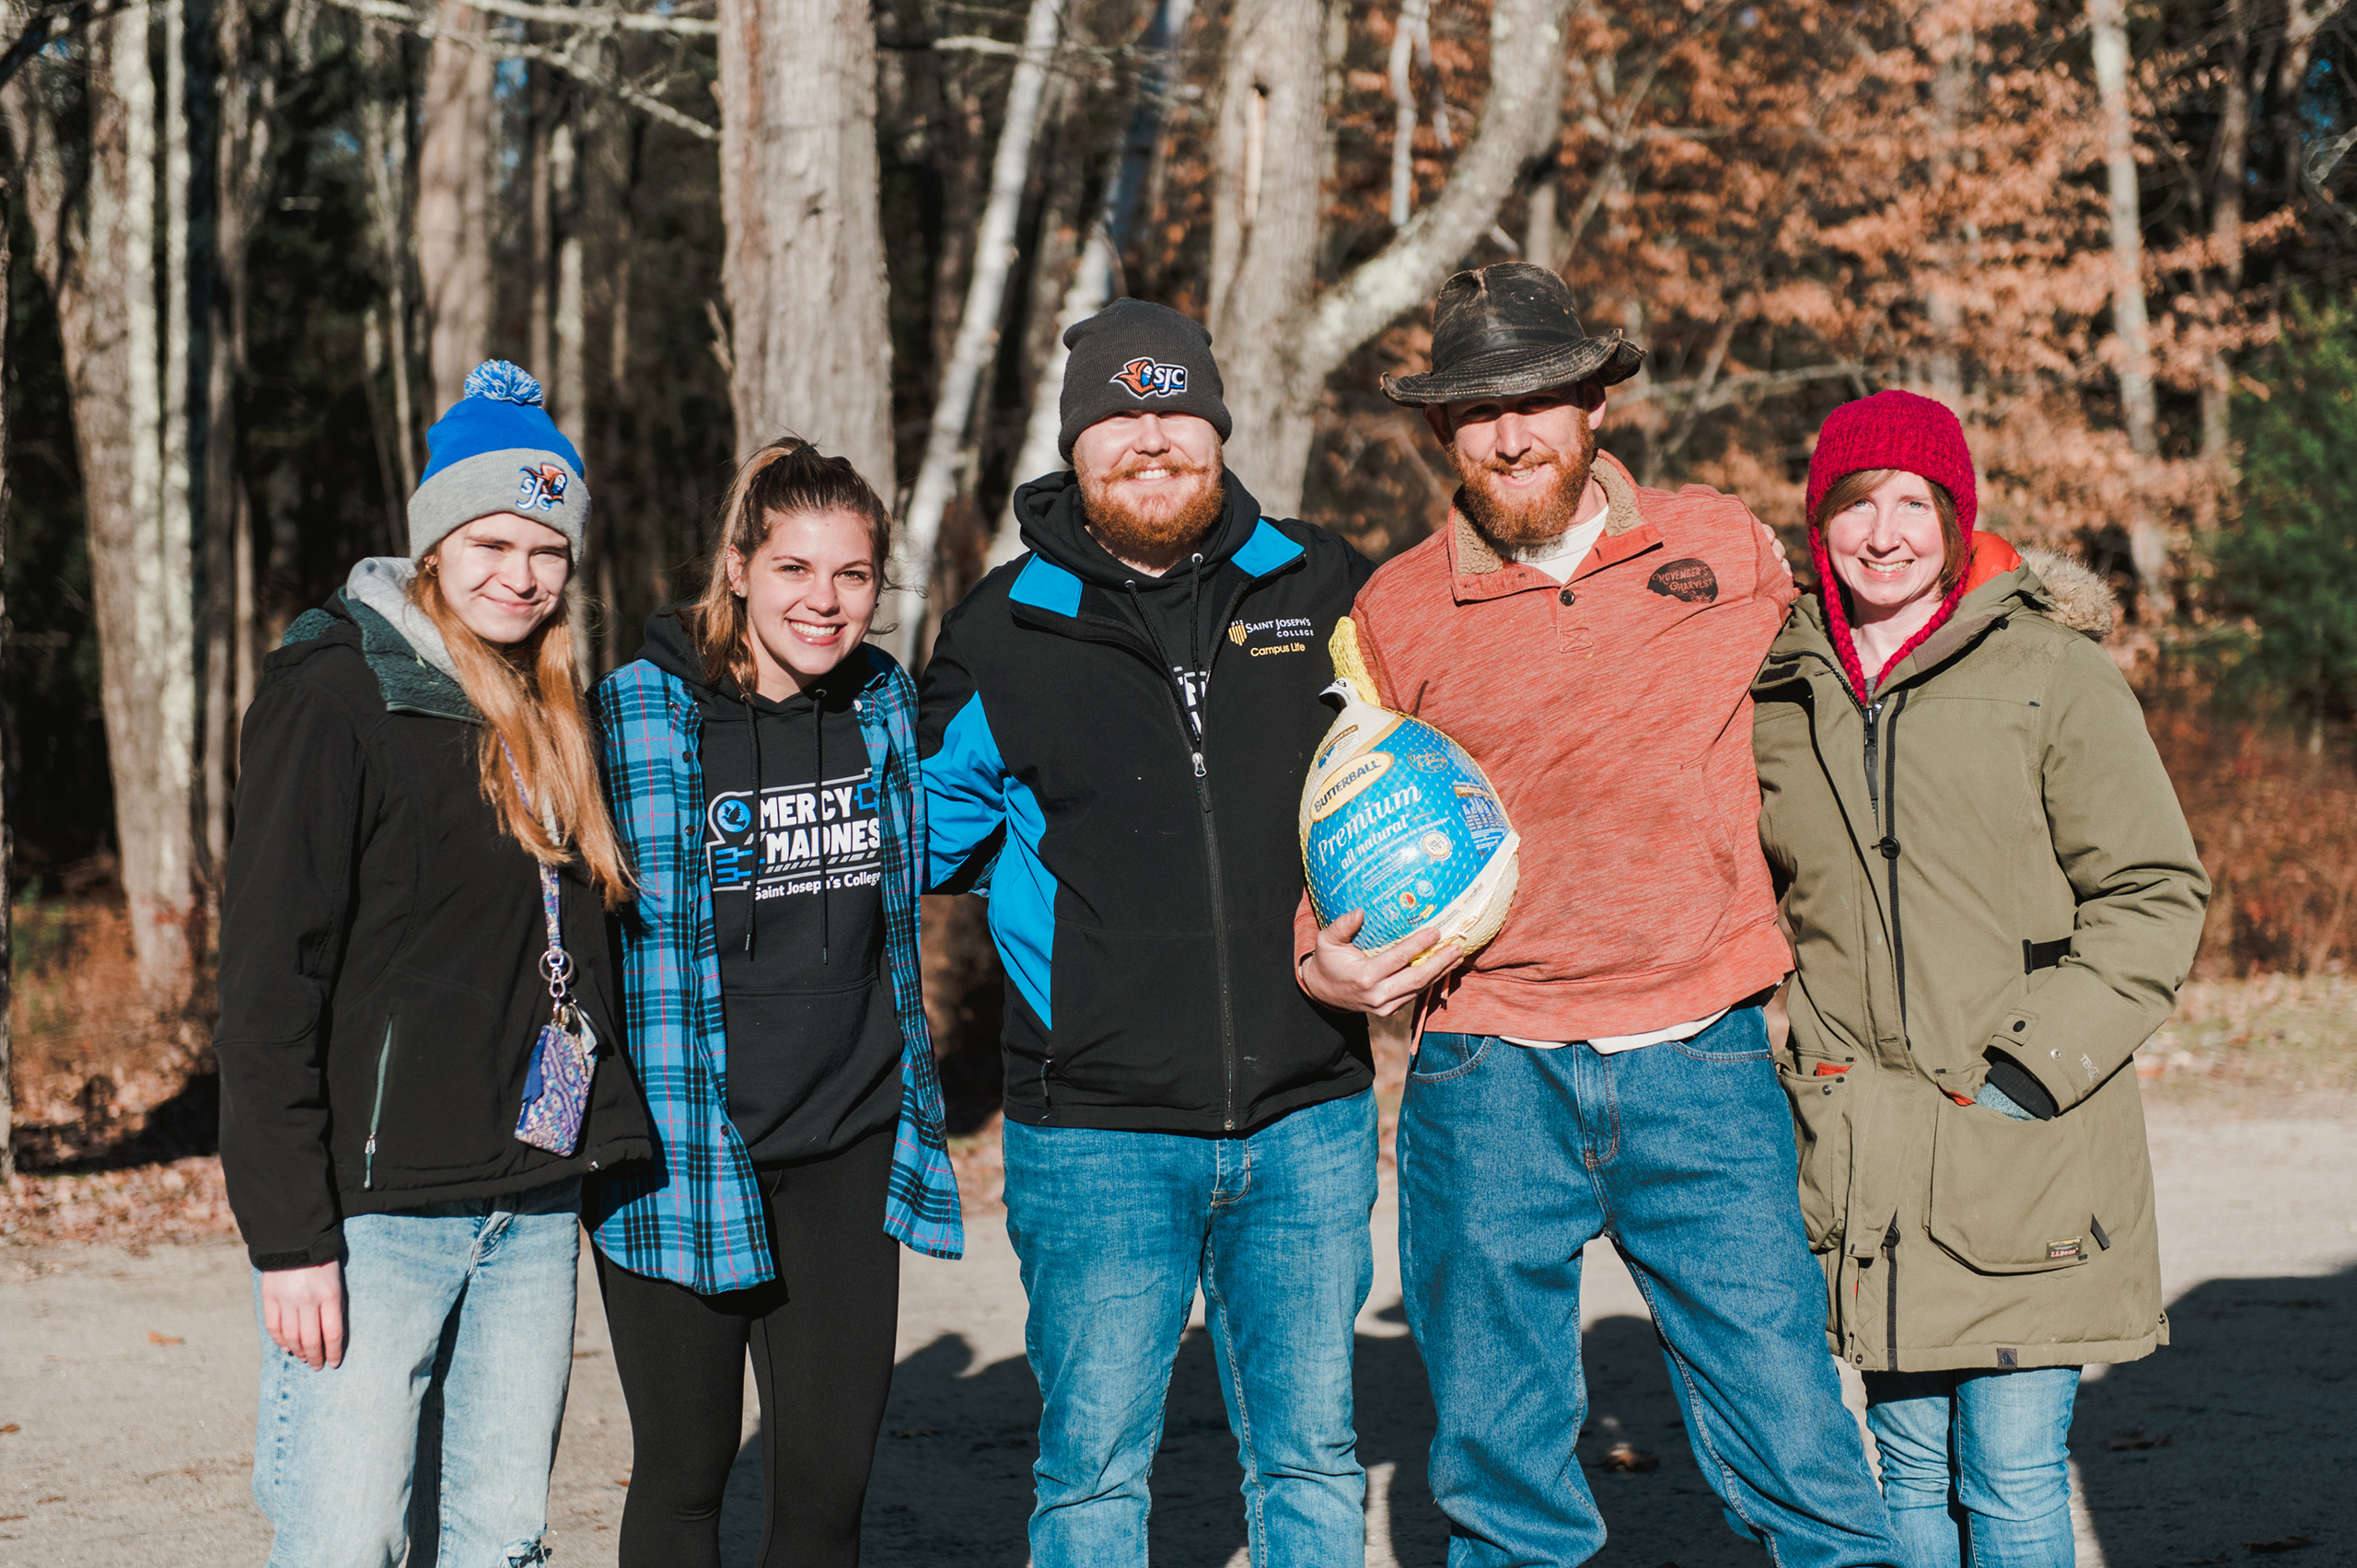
left=1398, top=1011, right=1899, bottom=1568
left=250, top=1179, right=582, bottom=1568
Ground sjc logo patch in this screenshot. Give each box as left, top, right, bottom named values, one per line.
left=1110, top=357, right=1189, bottom=398
left=517, top=462, right=570, bottom=512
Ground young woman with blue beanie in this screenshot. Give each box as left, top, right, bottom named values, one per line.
left=215, top=362, right=649, bottom=1568
left=586, top=436, right=961, bottom=1568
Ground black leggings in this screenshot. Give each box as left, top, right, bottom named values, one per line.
left=595, top=1126, right=902, bottom=1568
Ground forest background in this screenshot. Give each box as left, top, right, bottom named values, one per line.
left=0, top=0, right=2353, bottom=1206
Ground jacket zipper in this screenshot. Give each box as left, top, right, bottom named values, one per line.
left=363, top=1016, right=395, bottom=1190
left=1146, top=673, right=1240, bottom=1131
left=1193, top=745, right=1240, bottom=1132
left=1067, top=568, right=1277, bottom=1135
left=1858, top=691, right=1912, bottom=1039
left=1882, top=1217, right=1901, bottom=1366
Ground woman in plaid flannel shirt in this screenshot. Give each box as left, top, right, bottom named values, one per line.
left=584, top=439, right=961, bottom=1568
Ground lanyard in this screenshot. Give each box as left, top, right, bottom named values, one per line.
left=499, top=739, right=573, bottom=1009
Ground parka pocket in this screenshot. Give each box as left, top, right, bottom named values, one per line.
left=1927, top=1094, right=2096, bottom=1273
left=1777, top=1050, right=1853, bottom=1251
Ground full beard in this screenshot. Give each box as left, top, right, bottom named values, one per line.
left=1078, top=453, right=1228, bottom=561
left=1447, top=422, right=1598, bottom=550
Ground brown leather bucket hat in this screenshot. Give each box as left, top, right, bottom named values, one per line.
left=1382, top=261, right=1644, bottom=406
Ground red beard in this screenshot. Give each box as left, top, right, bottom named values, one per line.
left=1078, top=450, right=1227, bottom=560
left=1446, top=421, right=1598, bottom=548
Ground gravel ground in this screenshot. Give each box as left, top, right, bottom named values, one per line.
left=3, top=1095, right=2351, bottom=1568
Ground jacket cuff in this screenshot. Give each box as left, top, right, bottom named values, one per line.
left=250, top=1229, right=344, bottom=1272
left=1980, top=1054, right=2059, bottom=1121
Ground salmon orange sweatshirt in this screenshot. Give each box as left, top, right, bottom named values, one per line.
left=1295, top=452, right=1798, bottom=1040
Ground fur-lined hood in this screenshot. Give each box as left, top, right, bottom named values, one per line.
left=2016, top=544, right=2118, bottom=641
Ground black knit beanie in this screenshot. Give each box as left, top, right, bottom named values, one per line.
left=1058, top=298, right=1234, bottom=461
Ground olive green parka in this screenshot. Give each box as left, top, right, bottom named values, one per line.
left=1750, top=549, right=2209, bottom=1374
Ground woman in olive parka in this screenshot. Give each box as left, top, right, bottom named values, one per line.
left=1751, top=390, right=2209, bottom=1568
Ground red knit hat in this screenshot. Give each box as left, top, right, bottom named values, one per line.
left=1804, top=390, right=1980, bottom=701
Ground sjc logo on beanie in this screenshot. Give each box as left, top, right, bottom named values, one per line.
left=517, top=463, right=571, bottom=513
left=1111, top=357, right=1189, bottom=399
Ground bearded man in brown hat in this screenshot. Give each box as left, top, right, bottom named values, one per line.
left=1295, top=263, right=1899, bottom=1567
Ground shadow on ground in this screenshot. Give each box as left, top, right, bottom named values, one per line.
left=2073, top=1262, right=2354, bottom=1566
left=712, top=1309, right=1761, bottom=1567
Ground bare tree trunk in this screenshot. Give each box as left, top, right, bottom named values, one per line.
left=361, top=28, right=421, bottom=492
left=548, top=103, right=593, bottom=671
left=2088, top=0, right=2166, bottom=616
left=1387, top=0, right=1437, bottom=227
left=417, top=0, right=495, bottom=412
left=0, top=171, right=14, bottom=1180
left=15, top=11, right=207, bottom=1010
left=1213, top=0, right=1578, bottom=515
left=716, top=0, right=896, bottom=610
left=993, top=0, right=1196, bottom=570
left=528, top=66, right=552, bottom=379
left=1920, top=4, right=1968, bottom=401
left=2203, top=0, right=2251, bottom=464
left=896, top=0, right=1065, bottom=666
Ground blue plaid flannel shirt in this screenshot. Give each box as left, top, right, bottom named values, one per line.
left=585, top=645, right=963, bottom=1290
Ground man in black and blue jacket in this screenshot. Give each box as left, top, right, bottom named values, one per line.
left=922, top=300, right=1422, bottom=1565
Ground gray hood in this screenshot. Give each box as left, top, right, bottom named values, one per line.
left=343, top=557, right=463, bottom=688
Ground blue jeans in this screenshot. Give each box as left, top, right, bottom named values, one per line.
left=250, top=1179, right=582, bottom=1568
left=1864, top=1367, right=2081, bottom=1568
left=1002, top=1088, right=1378, bottom=1568
left=1399, top=1012, right=1898, bottom=1568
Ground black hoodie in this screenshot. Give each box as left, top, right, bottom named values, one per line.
left=636, top=610, right=903, bottom=1165
left=919, top=469, right=1376, bottom=1136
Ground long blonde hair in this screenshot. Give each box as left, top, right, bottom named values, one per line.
left=412, top=564, right=633, bottom=908
left=683, top=436, right=895, bottom=692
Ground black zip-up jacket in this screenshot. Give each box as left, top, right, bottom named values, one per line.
left=215, top=592, right=650, bottom=1270
left=919, top=469, right=1376, bottom=1135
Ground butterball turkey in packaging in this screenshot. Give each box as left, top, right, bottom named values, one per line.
left=1299, top=618, right=1518, bottom=956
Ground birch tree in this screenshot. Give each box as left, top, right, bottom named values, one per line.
left=894, top=0, right=1063, bottom=664
left=2088, top=0, right=2165, bottom=614
left=1208, top=0, right=1579, bottom=516
left=992, top=0, right=1196, bottom=569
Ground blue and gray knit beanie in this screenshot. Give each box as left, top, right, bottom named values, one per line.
left=408, top=361, right=590, bottom=561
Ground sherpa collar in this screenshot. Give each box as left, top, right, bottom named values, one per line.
left=1445, top=450, right=1658, bottom=602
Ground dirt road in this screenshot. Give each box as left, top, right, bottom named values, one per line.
left=4, top=1097, right=2351, bottom=1567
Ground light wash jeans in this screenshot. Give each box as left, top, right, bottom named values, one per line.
left=1399, top=1012, right=1899, bottom=1568
left=250, top=1179, right=582, bottom=1568
left=1002, top=1088, right=1378, bottom=1568
left=1864, top=1366, right=2083, bottom=1568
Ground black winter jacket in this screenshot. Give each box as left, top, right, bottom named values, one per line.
left=919, top=470, right=1375, bottom=1135
left=215, top=592, right=650, bottom=1270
